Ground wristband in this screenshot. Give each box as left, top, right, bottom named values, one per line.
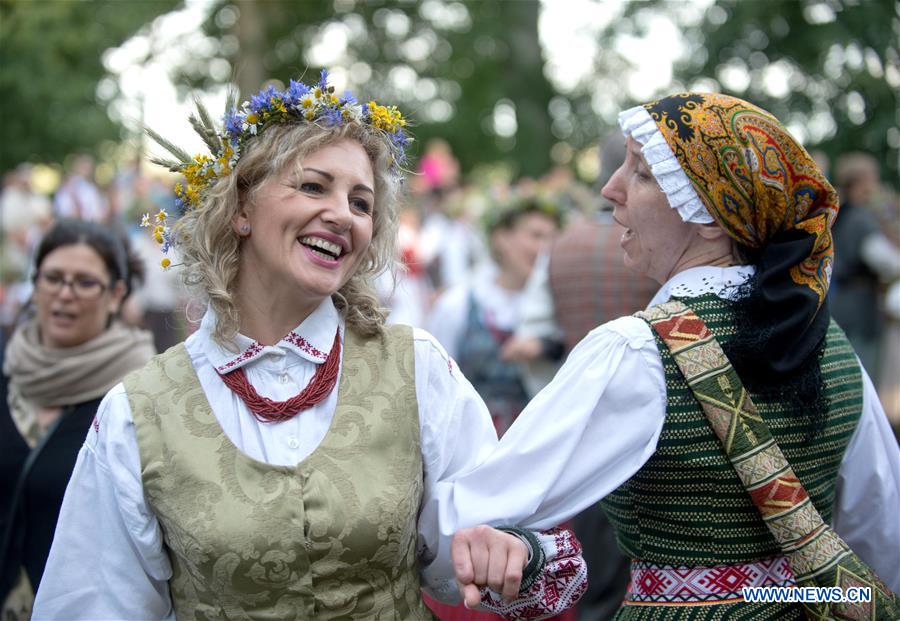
left=496, top=526, right=545, bottom=593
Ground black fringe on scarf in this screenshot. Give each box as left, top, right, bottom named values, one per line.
left=722, top=269, right=830, bottom=441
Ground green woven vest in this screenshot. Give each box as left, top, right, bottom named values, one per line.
left=600, top=294, right=863, bottom=567
left=124, top=325, right=435, bottom=621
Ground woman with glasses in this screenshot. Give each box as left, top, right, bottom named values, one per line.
left=0, top=218, right=155, bottom=620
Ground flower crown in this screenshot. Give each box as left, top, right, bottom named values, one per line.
left=481, top=192, right=566, bottom=235
left=143, top=69, right=411, bottom=268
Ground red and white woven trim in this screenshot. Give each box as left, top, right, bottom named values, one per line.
left=625, top=556, right=795, bottom=605
left=480, top=527, right=588, bottom=620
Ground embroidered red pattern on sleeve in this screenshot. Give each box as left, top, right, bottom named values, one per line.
left=480, top=527, right=588, bottom=620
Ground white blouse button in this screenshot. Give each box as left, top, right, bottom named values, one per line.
left=287, top=436, right=299, bottom=449
left=279, top=373, right=290, bottom=384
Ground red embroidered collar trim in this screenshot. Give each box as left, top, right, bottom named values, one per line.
left=282, top=331, right=328, bottom=360
left=213, top=329, right=331, bottom=374
left=215, top=343, right=265, bottom=374
left=219, top=328, right=341, bottom=423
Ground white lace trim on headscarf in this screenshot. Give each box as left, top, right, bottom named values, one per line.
left=617, top=105, right=713, bottom=224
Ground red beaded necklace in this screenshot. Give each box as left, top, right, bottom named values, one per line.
left=220, top=329, right=341, bottom=423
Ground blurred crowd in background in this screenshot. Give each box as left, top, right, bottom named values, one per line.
left=2, top=2, right=899, bottom=619
left=2, top=133, right=899, bottom=430
left=2, top=94, right=900, bottom=621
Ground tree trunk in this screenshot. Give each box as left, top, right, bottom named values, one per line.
left=235, top=0, right=266, bottom=99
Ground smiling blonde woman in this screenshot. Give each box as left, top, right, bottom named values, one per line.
left=33, top=73, right=586, bottom=620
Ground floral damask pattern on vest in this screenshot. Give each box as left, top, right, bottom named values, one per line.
left=125, top=325, right=434, bottom=620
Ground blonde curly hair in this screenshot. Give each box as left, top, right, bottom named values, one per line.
left=175, top=121, right=399, bottom=349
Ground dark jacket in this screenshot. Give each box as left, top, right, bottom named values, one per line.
left=0, top=366, right=102, bottom=601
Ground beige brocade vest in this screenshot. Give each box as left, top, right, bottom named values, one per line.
left=124, top=325, right=435, bottom=621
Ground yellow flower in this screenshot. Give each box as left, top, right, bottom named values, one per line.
left=160, top=258, right=171, bottom=269
left=367, top=101, right=405, bottom=133
left=184, top=160, right=206, bottom=184
left=246, top=113, right=259, bottom=125
left=155, top=210, right=168, bottom=223
left=185, top=186, right=200, bottom=205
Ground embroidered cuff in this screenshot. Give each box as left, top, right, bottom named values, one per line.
left=618, top=105, right=713, bottom=225
left=479, top=527, right=588, bottom=620
left=497, top=526, right=545, bottom=593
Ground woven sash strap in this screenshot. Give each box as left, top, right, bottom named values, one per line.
left=638, top=300, right=898, bottom=620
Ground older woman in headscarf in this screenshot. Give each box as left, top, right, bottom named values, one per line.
left=442, top=93, right=899, bottom=619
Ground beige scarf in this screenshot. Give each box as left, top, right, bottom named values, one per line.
left=4, top=318, right=156, bottom=410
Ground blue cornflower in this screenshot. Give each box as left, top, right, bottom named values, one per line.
left=223, top=108, right=244, bottom=138
left=320, top=106, right=343, bottom=127
left=249, top=85, right=278, bottom=113
left=339, top=90, right=357, bottom=106
left=174, top=195, right=189, bottom=217
left=161, top=227, right=180, bottom=254
left=389, top=130, right=410, bottom=163
left=317, top=69, right=329, bottom=92
left=285, top=79, right=309, bottom=105
left=389, top=130, right=409, bottom=147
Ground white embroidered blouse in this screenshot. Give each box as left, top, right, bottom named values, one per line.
left=32, top=299, right=582, bottom=619
left=423, top=266, right=900, bottom=593
left=33, top=266, right=900, bottom=619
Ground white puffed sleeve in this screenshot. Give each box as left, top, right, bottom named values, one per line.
left=413, top=318, right=668, bottom=598
left=832, top=367, right=900, bottom=593
left=33, top=384, right=174, bottom=620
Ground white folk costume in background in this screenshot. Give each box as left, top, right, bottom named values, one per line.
left=428, top=197, right=561, bottom=439
left=428, top=265, right=530, bottom=438
left=34, top=74, right=586, bottom=620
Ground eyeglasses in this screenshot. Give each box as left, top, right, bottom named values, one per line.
left=35, top=271, right=108, bottom=299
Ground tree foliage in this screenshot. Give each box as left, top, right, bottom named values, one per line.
left=608, top=0, right=899, bottom=184
left=687, top=0, right=899, bottom=184
left=0, top=0, right=177, bottom=172
left=176, top=0, right=557, bottom=177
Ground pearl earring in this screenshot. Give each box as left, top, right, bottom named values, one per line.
left=240, top=224, right=250, bottom=235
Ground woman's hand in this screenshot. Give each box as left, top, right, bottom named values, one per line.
left=451, top=525, right=529, bottom=608
left=499, top=336, right=543, bottom=362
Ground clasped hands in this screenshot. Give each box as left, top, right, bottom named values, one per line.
left=451, top=525, right=530, bottom=609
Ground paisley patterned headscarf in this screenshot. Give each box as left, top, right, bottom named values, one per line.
left=627, top=92, right=839, bottom=375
